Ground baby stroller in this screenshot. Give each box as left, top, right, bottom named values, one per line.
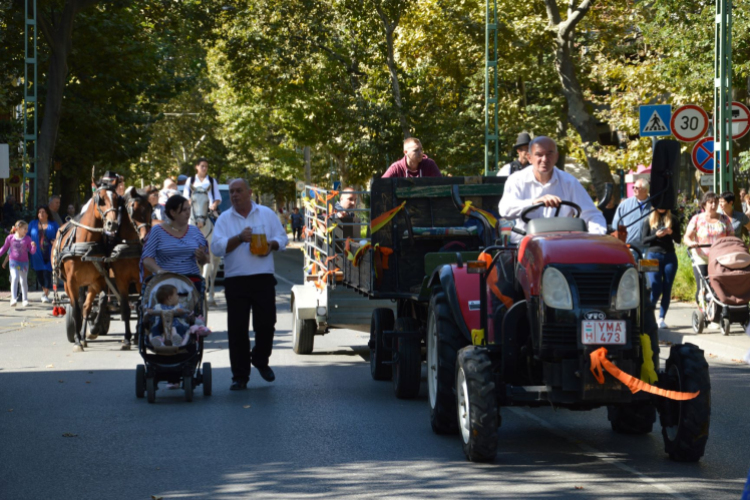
left=690, top=236, right=750, bottom=335
left=134, top=273, right=211, bottom=403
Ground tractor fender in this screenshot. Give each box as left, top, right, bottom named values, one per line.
left=428, top=265, right=473, bottom=342
left=291, top=284, right=317, bottom=320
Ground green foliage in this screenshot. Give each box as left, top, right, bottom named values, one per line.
left=671, top=245, right=696, bottom=303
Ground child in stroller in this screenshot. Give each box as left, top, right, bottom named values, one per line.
left=135, top=272, right=212, bottom=403
left=147, top=284, right=191, bottom=347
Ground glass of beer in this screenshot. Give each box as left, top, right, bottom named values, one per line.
left=250, top=225, right=269, bottom=255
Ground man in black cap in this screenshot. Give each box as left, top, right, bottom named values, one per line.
left=497, top=132, right=531, bottom=177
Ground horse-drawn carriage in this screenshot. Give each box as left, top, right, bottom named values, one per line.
left=52, top=182, right=221, bottom=352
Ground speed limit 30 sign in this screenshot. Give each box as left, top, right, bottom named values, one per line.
left=671, top=104, right=709, bottom=142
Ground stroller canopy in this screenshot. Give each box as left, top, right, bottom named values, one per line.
left=708, top=237, right=750, bottom=305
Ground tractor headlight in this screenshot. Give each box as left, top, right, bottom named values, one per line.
left=616, top=267, right=640, bottom=310
left=542, top=267, right=573, bottom=310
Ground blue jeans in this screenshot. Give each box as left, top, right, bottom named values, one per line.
left=646, top=251, right=678, bottom=319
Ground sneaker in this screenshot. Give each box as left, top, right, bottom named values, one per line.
left=708, top=322, right=720, bottom=330
left=22, top=301, right=28, bottom=307
left=10, top=301, right=17, bottom=307
left=658, top=318, right=668, bottom=329
left=40, top=296, right=51, bottom=303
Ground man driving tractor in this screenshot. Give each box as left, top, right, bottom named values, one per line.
left=498, top=136, right=606, bottom=242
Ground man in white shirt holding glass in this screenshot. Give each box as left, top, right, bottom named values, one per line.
left=212, top=179, right=289, bottom=390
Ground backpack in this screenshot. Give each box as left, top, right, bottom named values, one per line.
left=187, top=175, right=216, bottom=198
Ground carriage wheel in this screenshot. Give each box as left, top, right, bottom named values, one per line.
left=65, top=305, right=77, bottom=343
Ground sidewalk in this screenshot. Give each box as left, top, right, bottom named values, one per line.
left=0, top=290, right=65, bottom=334
left=658, top=301, right=750, bottom=362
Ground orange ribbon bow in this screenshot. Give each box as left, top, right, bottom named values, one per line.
left=589, top=347, right=699, bottom=401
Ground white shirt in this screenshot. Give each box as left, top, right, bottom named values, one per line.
left=159, top=188, right=179, bottom=205
left=182, top=176, right=222, bottom=206
left=497, top=162, right=529, bottom=177
left=212, top=202, right=289, bottom=277
left=498, top=166, right=607, bottom=243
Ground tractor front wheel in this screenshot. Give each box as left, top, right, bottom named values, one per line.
left=427, top=292, right=468, bottom=434
left=456, top=346, right=498, bottom=462
left=659, top=343, right=711, bottom=462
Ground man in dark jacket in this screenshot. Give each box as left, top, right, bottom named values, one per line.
left=497, top=132, right=531, bottom=176
left=382, top=138, right=441, bottom=178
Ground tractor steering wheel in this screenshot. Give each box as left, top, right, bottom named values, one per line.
left=520, top=200, right=582, bottom=223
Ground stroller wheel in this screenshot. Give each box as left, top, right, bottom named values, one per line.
left=721, top=318, right=731, bottom=336
left=184, top=376, right=194, bottom=402
left=692, top=310, right=705, bottom=334
left=147, top=377, right=156, bottom=404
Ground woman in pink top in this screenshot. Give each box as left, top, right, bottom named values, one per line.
left=0, top=220, right=37, bottom=307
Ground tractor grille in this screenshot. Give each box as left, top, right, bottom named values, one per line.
left=570, top=270, right=617, bottom=307
left=542, top=323, right=578, bottom=350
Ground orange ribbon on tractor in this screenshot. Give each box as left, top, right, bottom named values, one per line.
left=589, top=347, right=699, bottom=401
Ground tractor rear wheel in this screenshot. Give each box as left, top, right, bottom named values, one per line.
left=607, top=401, right=656, bottom=434
left=392, top=318, right=421, bottom=399
left=369, top=308, right=395, bottom=381
left=456, top=346, right=498, bottom=462
left=659, top=343, right=711, bottom=462
left=428, top=292, right=469, bottom=434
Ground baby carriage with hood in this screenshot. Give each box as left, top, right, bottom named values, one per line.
left=135, top=272, right=211, bottom=403
left=690, top=236, right=750, bottom=335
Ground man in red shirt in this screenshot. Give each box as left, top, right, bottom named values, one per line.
left=382, top=138, right=442, bottom=178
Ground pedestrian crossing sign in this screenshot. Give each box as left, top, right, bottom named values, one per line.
left=640, top=105, right=672, bottom=137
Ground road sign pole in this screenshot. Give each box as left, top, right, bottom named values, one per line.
left=714, top=0, right=733, bottom=193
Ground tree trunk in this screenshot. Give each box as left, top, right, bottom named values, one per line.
left=544, top=0, right=614, bottom=198
left=36, top=3, right=78, bottom=208
left=374, top=4, right=410, bottom=139
left=554, top=40, right=614, bottom=196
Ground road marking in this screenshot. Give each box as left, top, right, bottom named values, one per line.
left=274, top=274, right=299, bottom=287
left=508, top=407, right=689, bottom=500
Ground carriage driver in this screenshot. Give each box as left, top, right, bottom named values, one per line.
left=183, top=157, right=222, bottom=216
left=498, top=136, right=607, bottom=243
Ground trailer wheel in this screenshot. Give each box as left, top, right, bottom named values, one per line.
left=691, top=310, right=705, bottom=334
left=292, top=306, right=315, bottom=354
left=607, top=401, right=655, bottom=434
left=392, top=318, right=421, bottom=399
left=428, top=292, right=468, bottom=434
left=369, top=308, right=394, bottom=381
left=659, top=343, right=711, bottom=462
left=456, top=346, right=498, bottom=462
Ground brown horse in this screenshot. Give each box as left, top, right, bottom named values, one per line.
left=105, top=187, right=152, bottom=350
left=53, top=188, right=121, bottom=352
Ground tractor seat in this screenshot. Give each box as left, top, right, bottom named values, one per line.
left=526, top=217, right=587, bottom=235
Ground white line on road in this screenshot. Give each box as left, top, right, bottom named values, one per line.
left=274, top=274, right=298, bottom=287
left=508, top=407, right=690, bottom=500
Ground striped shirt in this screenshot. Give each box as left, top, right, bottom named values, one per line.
left=141, top=224, right=208, bottom=278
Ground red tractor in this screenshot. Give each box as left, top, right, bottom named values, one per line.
left=426, top=145, right=710, bottom=463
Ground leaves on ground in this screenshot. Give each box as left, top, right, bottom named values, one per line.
left=45, top=364, right=54, bottom=368
left=575, top=486, right=584, bottom=490
left=243, top=405, right=251, bottom=409
left=62, top=433, right=78, bottom=437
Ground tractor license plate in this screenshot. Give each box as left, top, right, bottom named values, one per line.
left=581, top=320, right=626, bottom=345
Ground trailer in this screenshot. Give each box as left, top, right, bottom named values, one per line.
left=340, top=176, right=506, bottom=398
left=290, top=185, right=394, bottom=354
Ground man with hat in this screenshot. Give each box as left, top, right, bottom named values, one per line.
left=497, top=132, right=532, bottom=177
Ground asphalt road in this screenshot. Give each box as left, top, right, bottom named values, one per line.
left=1, top=248, right=749, bottom=499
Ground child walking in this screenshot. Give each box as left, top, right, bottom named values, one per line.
left=0, top=221, right=37, bottom=307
